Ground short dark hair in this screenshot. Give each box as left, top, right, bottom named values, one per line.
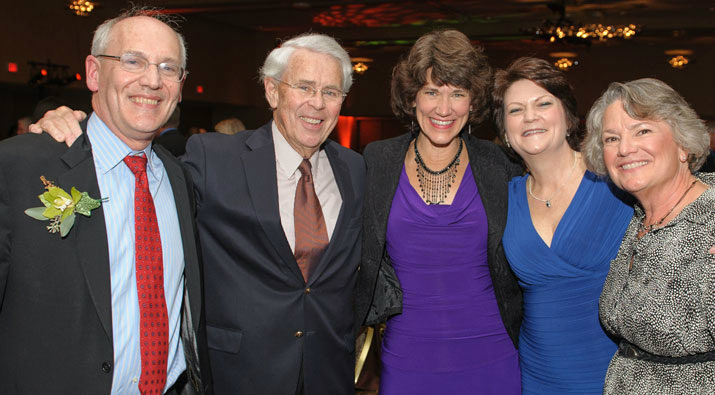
left=390, top=30, right=493, bottom=131
left=493, top=57, right=582, bottom=155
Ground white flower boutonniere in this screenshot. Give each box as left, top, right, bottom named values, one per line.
left=24, top=176, right=105, bottom=237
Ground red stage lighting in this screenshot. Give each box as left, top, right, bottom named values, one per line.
left=8, top=63, right=18, bottom=72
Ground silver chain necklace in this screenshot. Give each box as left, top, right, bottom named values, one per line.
left=528, top=151, right=578, bottom=208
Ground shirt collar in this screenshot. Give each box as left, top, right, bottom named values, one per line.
left=86, top=113, right=161, bottom=178
left=271, top=121, right=322, bottom=178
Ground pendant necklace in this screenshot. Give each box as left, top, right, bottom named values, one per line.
left=637, top=179, right=698, bottom=234
left=414, top=137, right=463, bottom=205
left=528, top=151, right=578, bottom=208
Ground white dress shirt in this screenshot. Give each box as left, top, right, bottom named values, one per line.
left=272, top=122, right=342, bottom=252
left=87, top=113, right=186, bottom=394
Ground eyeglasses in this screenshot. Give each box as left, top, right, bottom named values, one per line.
left=274, top=78, right=346, bottom=103
left=96, top=53, right=187, bottom=82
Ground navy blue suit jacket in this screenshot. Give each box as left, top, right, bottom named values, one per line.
left=183, top=123, right=365, bottom=395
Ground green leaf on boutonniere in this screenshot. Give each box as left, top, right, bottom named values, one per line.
left=74, top=191, right=102, bottom=217
left=24, top=207, right=49, bottom=221
left=60, top=214, right=75, bottom=237
left=25, top=176, right=104, bottom=238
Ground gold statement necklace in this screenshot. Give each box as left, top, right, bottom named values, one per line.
left=414, top=137, right=463, bottom=205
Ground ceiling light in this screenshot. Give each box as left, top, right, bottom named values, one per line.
left=351, top=57, right=373, bottom=75
left=549, top=52, right=578, bottom=71
left=664, top=49, right=693, bottom=69
left=529, top=2, right=638, bottom=45
left=68, top=0, right=96, bottom=16
left=668, top=56, right=689, bottom=69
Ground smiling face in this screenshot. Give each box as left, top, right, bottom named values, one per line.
left=86, top=16, right=184, bottom=151
left=264, top=49, right=344, bottom=158
left=601, top=100, right=688, bottom=196
left=503, top=79, right=569, bottom=159
left=414, top=70, right=471, bottom=148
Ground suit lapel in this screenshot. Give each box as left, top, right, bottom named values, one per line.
left=57, top=133, right=113, bottom=341
left=243, top=125, right=303, bottom=281
left=154, top=145, right=201, bottom=333
left=308, top=142, right=353, bottom=283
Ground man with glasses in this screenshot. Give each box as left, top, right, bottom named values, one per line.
left=32, top=33, right=365, bottom=394
left=182, top=34, right=365, bottom=395
left=0, top=8, right=211, bottom=393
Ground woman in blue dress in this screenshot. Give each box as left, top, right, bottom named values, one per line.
left=491, top=57, right=633, bottom=393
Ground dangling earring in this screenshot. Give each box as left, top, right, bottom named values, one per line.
left=468, top=123, right=472, bottom=135
left=504, top=135, right=511, bottom=148
left=411, top=120, right=415, bottom=133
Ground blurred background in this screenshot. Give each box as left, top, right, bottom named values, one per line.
left=2, top=0, right=713, bottom=148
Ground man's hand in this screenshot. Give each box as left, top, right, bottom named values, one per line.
left=28, top=106, right=87, bottom=147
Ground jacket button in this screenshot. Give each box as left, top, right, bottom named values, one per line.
left=294, top=331, right=304, bottom=338
left=101, top=361, right=112, bottom=373
left=304, top=287, right=311, bottom=295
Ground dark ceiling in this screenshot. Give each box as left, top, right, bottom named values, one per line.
left=150, top=0, right=715, bottom=44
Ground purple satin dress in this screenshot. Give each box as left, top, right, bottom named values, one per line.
left=380, top=166, right=521, bottom=394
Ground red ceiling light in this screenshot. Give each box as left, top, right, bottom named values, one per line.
left=8, top=63, right=18, bottom=73
left=196, top=85, right=204, bottom=94
left=40, top=69, right=48, bottom=76
left=75, top=73, right=82, bottom=81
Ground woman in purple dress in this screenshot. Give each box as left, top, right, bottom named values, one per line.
left=355, top=30, right=523, bottom=394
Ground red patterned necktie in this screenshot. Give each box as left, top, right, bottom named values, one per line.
left=294, top=159, right=329, bottom=282
left=123, top=155, right=168, bottom=395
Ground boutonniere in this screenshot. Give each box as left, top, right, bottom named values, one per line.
left=24, top=176, right=105, bottom=237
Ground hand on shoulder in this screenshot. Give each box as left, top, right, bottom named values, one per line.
left=28, top=106, right=86, bottom=147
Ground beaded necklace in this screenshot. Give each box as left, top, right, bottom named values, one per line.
left=413, top=137, right=463, bottom=205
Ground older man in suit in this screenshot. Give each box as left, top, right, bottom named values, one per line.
left=182, top=34, right=365, bottom=395
left=0, top=9, right=211, bottom=394
left=32, top=33, right=364, bottom=395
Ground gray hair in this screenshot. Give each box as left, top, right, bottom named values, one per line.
left=91, top=6, right=187, bottom=69
left=584, top=78, right=709, bottom=175
left=259, top=33, right=353, bottom=93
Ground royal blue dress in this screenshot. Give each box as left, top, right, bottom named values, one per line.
left=503, top=171, right=632, bottom=394
left=380, top=166, right=521, bottom=395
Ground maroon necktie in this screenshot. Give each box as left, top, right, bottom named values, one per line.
left=294, top=159, right=329, bottom=282
left=124, top=155, right=168, bottom=395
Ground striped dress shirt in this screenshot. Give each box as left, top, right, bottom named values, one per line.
left=86, top=114, right=186, bottom=394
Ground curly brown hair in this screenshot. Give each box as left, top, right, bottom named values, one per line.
left=390, top=30, right=493, bottom=131
left=492, top=57, right=583, bottom=155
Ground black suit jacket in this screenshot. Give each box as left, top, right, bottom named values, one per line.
left=0, top=131, right=211, bottom=393
left=156, top=128, right=187, bottom=157
left=183, top=123, right=365, bottom=395
left=355, top=132, right=524, bottom=347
